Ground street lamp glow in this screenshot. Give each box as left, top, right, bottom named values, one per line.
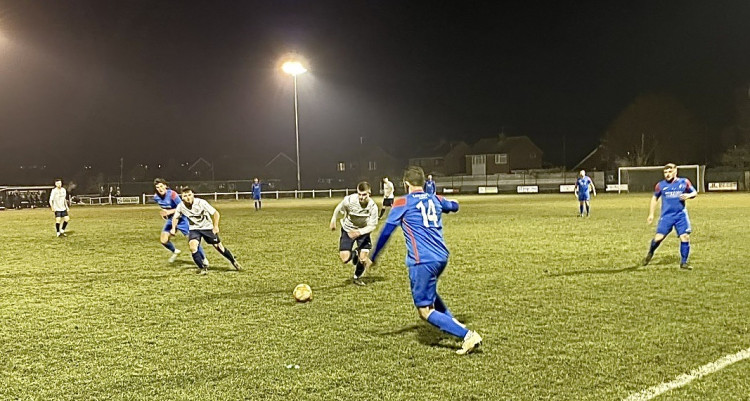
left=282, top=61, right=307, bottom=76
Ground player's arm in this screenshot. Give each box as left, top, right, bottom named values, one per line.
left=170, top=208, right=182, bottom=235
left=49, top=191, right=54, bottom=210
left=679, top=180, right=697, bottom=201
left=369, top=222, right=398, bottom=264
left=647, top=195, right=659, bottom=224
left=590, top=178, right=596, bottom=196
left=437, top=195, right=459, bottom=213
left=329, top=199, right=346, bottom=230
left=211, top=210, right=221, bottom=233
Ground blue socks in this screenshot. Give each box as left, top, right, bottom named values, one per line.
left=427, top=310, right=469, bottom=339
left=585, top=204, right=590, bottom=215
left=434, top=295, right=453, bottom=319
left=163, top=241, right=176, bottom=253
left=579, top=205, right=584, bottom=215
left=680, top=242, right=690, bottom=264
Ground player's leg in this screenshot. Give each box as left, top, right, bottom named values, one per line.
left=54, top=213, right=62, bottom=236
left=411, top=262, right=469, bottom=338
left=585, top=200, right=591, bottom=216
left=161, top=221, right=181, bottom=262
left=353, top=235, right=372, bottom=282
left=676, top=216, right=692, bottom=270
left=187, top=234, right=207, bottom=273
left=61, top=214, right=70, bottom=234
left=644, top=216, right=672, bottom=265
left=177, top=220, right=208, bottom=266
left=205, top=231, right=241, bottom=270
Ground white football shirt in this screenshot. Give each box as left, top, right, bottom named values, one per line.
left=174, top=198, right=217, bottom=230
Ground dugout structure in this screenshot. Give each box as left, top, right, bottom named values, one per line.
left=617, top=165, right=705, bottom=193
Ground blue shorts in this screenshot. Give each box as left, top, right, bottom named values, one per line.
left=163, top=218, right=189, bottom=236
left=408, top=261, right=448, bottom=308
left=253, top=194, right=261, bottom=200
left=656, top=212, right=692, bottom=236
left=578, top=193, right=590, bottom=201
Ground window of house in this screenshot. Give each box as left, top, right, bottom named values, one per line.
left=337, top=162, right=346, bottom=172
left=530, top=153, right=537, bottom=159
left=368, top=161, right=377, bottom=171
left=495, top=154, right=508, bottom=164
left=472, top=155, right=486, bottom=164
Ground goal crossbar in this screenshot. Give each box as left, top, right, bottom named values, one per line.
left=617, top=165, right=704, bottom=194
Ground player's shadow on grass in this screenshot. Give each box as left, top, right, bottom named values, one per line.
left=373, top=314, right=477, bottom=352
left=546, top=265, right=640, bottom=277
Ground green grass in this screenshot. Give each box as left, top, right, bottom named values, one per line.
left=1, top=193, right=749, bottom=400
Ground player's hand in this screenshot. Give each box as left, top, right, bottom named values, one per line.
left=679, top=194, right=690, bottom=201
left=593, top=193, right=597, bottom=197
left=347, top=230, right=360, bottom=239
left=212, top=227, right=219, bottom=234
left=169, top=228, right=176, bottom=235
left=159, top=209, right=169, bottom=218
left=646, top=215, right=654, bottom=225
left=329, top=222, right=336, bottom=231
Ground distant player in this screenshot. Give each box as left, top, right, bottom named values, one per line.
left=642, top=163, right=697, bottom=270
left=153, top=178, right=207, bottom=265
left=329, top=181, right=379, bottom=286
left=49, top=178, right=70, bottom=237
left=171, top=187, right=242, bottom=274
left=379, top=176, right=395, bottom=219
left=251, top=178, right=262, bottom=211
left=424, top=174, right=436, bottom=195
left=574, top=170, right=596, bottom=217
left=367, top=166, right=482, bottom=355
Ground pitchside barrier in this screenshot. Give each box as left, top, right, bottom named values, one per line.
left=141, top=188, right=356, bottom=204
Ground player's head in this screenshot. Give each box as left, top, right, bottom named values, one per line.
left=253, top=178, right=259, bottom=183
left=382, top=177, right=389, bottom=183
left=180, top=186, right=195, bottom=204
left=427, top=174, right=433, bottom=181
left=153, top=178, right=168, bottom=195
left=663, top=163, right=677, bottom=181
left=403, top=166, right=426, bottom=191
left=579, top=170, right=586, bottom=177
left=356, top=181, right=371, bottom=203
left=54, top=178, right=62, bottom=188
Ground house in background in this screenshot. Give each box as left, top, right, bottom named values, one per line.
left=409, top=141, right=470, bottom=176
left=330, top=144, right=403, bottom=190
left=573, top=144, right=616, bottom=172
left=465, top=135, right=543, bottom=175
left=262, top=152, right=297, bottom=190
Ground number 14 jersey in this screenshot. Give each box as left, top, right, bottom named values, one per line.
left=385, top=191, right=459, bottom=265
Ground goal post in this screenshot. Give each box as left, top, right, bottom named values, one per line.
left=618, top=165, right=705, bottom=193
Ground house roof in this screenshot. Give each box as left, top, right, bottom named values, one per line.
left=264, top=152, right=297, bottom=167
left=468, top=136, right=543, bottom=155
left=412, top=140, right=468, bottom=159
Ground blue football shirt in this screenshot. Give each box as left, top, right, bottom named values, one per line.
left=654, top=177, right=695, bottom=216
left=374, top=191, right=459, bottom=266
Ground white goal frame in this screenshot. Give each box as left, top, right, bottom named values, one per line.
left=617, top=165, right=704, bottom=194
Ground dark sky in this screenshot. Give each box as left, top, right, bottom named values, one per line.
left=1, top=0, right=749, bottom=179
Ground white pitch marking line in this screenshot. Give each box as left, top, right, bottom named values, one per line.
left=624, top=347, right=750, bottom=401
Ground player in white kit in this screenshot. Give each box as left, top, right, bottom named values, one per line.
left=49, top=178, right=70, bottom=237
left=330, top=181, right=379, bottom=285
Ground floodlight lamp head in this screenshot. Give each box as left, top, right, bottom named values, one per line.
left=282, top=61, right=307, bottom=76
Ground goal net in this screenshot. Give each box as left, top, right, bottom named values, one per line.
left=618, top=165, right=705, bottom=193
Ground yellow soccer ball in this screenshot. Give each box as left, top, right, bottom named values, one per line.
left=293, top=284, right=313, bottom=303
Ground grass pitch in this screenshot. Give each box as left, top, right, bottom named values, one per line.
left=0, top=193, right=749, bottom=400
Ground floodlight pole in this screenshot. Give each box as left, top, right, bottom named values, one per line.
left=293, top=73, right=301, bottom=191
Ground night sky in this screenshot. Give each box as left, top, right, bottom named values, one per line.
left=1, top=1, right=749, bottom=181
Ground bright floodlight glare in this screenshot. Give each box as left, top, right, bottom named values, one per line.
left=282, top=61, right=307, bottom=76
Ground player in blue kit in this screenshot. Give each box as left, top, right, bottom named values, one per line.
left=574, top=170, right=596, bottom=217
left=642, top=163, right=697, bottom=270
left=251, top=178, right=262, bottom=211
left=153, top=178, right=207, bottom=265
left=367, top=166, right=482, bottom=355
left=424, top=174, right=436, bottom=195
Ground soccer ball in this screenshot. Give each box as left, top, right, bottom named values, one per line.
left=293, top=284, right=313, bottom=302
